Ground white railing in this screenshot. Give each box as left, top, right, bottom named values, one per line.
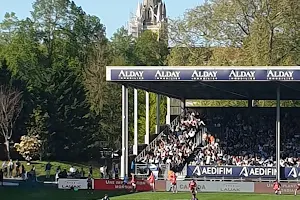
left=176, top=163, right=188, bottom=180
left=134, top=163, right=168, bottom=178
left=191, top=127, right=207, bottom=147
left=135, top=115, right=180, bottom=162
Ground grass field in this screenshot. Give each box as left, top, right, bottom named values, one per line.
left=110, top=192, right=300, bottom=200
left=1, top=188, right=299, bottom=200
left=0, top=161, right=100, bottom=180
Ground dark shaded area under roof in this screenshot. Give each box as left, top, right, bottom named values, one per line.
left=119, top=81, right=300, bottom=100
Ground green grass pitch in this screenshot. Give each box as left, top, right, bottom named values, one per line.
left=1, top=188, right=299, bottom=200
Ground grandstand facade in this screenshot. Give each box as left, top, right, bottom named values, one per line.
left=106, top=66, right=300, bottom=181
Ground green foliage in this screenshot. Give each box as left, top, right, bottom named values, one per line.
left=0, top=0, right=171, bottom=160
left=168, top=47, right=212, bottom=66
left=26, top=105, right=49, bottom=160
left=0, top=0, right=101, bottom=161
left=84, top=42, right=108, bottom=114
left=189, top=100, right=247, bottom=107
left=109, top=30, right=168, bottom=144
left=134, top=30, right=169, bottom=66
left=168, top=0, right=300, bottom=107
left=110, top=27, right=136, bottom=65
left=3, top=0, right=298, bottom=162
left=169, top=0, right=300, bottom=66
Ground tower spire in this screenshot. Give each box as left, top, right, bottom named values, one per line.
left=129, top=0, right=167, bottom=38
left=136, top=1, right=141, bottom=19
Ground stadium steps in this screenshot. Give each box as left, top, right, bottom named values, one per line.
left=175, top=139, right=204, bottom=174
left=134, top=115, right=181, bottom=162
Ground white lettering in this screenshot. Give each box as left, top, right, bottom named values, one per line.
left=118, top=70, right=144, bottom=80
left=193, top=166, right=232, bottom=176
left=267, top=70, right=294, bottom=80
left=287, top=167, right=300, bottom=178
left=229, top=70, right=256, bottom=80
left=191, top=70, right=218, bottom=80
left=239, top=167, right=276, bottom=177
left=221, top=183, right=240, bottom=192
left=155, top=70, right=180, bottom=80
left=106, top=180, right=115, bottom=184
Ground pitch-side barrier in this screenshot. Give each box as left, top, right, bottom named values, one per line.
left=55, top=178, right=300, bottom=194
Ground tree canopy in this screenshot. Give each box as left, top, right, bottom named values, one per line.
left=0, top=0, right=299, bottom=161
left=0, top=0, right=169, bottom=161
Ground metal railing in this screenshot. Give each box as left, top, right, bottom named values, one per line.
left=135, top=163, right=168, bottom=179
left=182, top=177, right=300, bottom=182
left=176, top=163, right=188, bottom=180
left=192, top=127, right=207, bottom=147
left=134, top=126, right=208, bottom=180
left=135, top=115, right=180, bottom=162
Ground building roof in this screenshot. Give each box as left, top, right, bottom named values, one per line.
left=106, top=66, right=300, bottom=100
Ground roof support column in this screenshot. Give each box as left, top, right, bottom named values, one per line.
left=247, top=99, right=252, bottom=108
left=156, top=94, right=161, bottom=134
left=133, top=89, right=138, bottom=155
left=166, top=97, right=171, bottom=125
left=145, top=91, right=150, bottom=144
left=276, top=85, right=281, bottom=181
left=181, top=98, right=186, bottom=117
left=121, top=85, right=128, bottom=179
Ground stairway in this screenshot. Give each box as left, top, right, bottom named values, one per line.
left=173, top=127, right=207, bottom=173
left=135, top=115, right=181, bottom=162
left=134, top=113, right=208, bottom=179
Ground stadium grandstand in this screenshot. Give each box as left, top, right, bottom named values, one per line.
left=106, top=66, right=300, bottom=183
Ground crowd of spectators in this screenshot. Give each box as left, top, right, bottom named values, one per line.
left=138, top=112, right=206, bottom=171
left=192, top=108, right=300, bottom=167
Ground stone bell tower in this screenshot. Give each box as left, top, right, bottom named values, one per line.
left=129, top=0, right=167, bottom=40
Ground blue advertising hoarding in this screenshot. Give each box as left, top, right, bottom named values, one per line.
left=188, top=165, right=300, bottom=179
left=106, top=66, right=300, bottom=81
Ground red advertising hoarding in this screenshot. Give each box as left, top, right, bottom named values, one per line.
left=254, top=182, right=298, bottom=194
left=94, top=179, right=152, bottom=191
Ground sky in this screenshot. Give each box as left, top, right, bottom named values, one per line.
left=0, top=0, right=204, bottom=38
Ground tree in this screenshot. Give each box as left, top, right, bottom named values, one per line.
left=168, top=0, right=300, bottom=107
left=134, top=30, right=168, bottom=66
left=168, top=47, right=212, bottom=66
left=14, top=135, right=41, bottom=162
left=43, top=67, right=96, bottom=161
left=0, top=86, right=23, bottom=159
left=109, top=27, right=136, bottom=65
left=0, top=12, right=19, bottom=45
left=84, top=39, right=108, bottom=114
left=169, top=0, right=300, bottom=66
left=133, top=31, right=168, bottom=141
left=26, top=105, right=49, bottom=160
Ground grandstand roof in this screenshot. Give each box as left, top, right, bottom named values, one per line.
left=106, top=66, right=300, bottom=100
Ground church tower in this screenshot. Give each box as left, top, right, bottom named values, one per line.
left=129, top=0, right=167, bottom=40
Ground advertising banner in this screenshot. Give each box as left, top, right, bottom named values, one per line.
left=58, top=179, right=93, bottom=190
left=284, top=167, right=300, bottom=179
left=3, top=182, right=19, bottom=186
left=188, top=166, right=276, bottom=178
left=107, top=67, right=299, bottom=81
left=254, top=182, right=298, bottom=194
left=166, top=181, right=254, bottom=193
left=94, top=179, right=152, bottom=191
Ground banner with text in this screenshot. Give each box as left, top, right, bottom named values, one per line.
left=188, top=166, right=300, bottom=179
left=94, top=179, right=152, bottom=191
left=58, top=179, right=93, bottom=190
left=107, top=68, right=300, bottom=81
left=254, top=182, right=298, bottom=194
left=166, top=181, right=254, bottom=193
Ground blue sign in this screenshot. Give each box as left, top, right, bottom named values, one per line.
left=284, top=167, right=300, bottom=179
left=188, top=165, right=300, bottom=179
left=188, top=166, right=276, bottom=178
left=107, top=67, right=300, bottom=81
